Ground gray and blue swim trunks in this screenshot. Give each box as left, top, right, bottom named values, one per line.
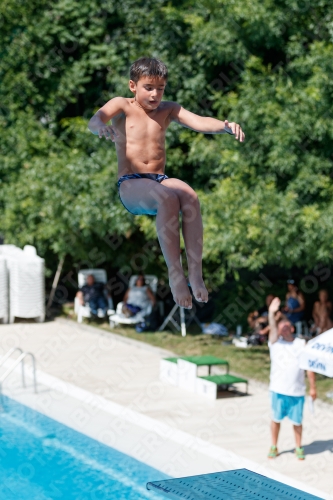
left=117, top=173, right=169, bottom=215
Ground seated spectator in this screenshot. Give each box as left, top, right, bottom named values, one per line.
left=247, top=311, right=257, bottom=330
left=122, top=275, right=156, bottom=317
left=312, top=289, right=333, bottom=335
left=247, top=294, right=274, bottom=333
left=76, top=274, right=108, bottom=318
left=247, top=294, right=274, bottom=345
left=284, top=279, right=305, bottom=325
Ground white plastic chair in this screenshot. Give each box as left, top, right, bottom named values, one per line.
left=0, top=244, right=45, bottom=323
left=109, top=275, right=158, bottom=328
left=74, top=269, right=114, bottom=323
left=23, top=245, right=37, bottom=257
left=0, top=244, right=24, bottom=257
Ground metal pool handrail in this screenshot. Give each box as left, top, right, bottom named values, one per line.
left=0, top=347, right=24, bottom=366
left=0, top=348, right=37, bottom=396
left=0, top=347, right=25, bottom=387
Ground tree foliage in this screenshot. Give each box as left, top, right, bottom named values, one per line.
left=1, top=0, right=333, bottom=280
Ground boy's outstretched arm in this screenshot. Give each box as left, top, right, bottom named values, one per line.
left=88, top=97, right=126, bottom=141
left=170, top=103, right=245, bottom=141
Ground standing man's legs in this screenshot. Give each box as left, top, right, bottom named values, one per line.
left=270, top=421, right=303, bottom=450
left=269, top=391, right=281, bottom=458
left=289, top=394, right=305, bottom=458
left=271, top=420, right=280, bottom=447
left=268, top=420, right=280, bottom=458
left=293, top=424, right=302, bottom=448
left=269, top=393, right=305, bottom=459
left=290, top=395, right=305, bottom=459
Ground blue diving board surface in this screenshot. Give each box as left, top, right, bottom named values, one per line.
left=146, top=469, right=323, bottom=500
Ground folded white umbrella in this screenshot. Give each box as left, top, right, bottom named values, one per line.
left=299, top=329, right=333, bottom=377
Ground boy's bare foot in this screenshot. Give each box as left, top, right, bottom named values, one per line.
left=169, top=269, right=192, bottom=309
left=188, top=274, right=208, bottom=303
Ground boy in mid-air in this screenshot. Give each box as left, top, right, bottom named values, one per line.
left=88, top=57, right=245, bottom=309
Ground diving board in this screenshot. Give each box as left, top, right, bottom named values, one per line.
left=146, top=468, right=323, bottom=499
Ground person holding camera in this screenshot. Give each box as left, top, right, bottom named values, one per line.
left=247, top=294, right=274, bottom=345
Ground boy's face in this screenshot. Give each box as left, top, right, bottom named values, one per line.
left=129, top=76, right=166, bottom=110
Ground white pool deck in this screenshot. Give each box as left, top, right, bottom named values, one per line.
left=1, top=319, right=332, bottom=499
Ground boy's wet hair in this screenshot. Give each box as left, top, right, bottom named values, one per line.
left=130, top=57, right=168, bottom=83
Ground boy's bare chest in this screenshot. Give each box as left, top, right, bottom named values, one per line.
left=113, top=107, right=169, bottom=140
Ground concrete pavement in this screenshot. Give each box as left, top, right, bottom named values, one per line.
left=0, top=319, right=332, bottom=498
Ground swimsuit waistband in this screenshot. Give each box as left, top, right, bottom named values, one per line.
left=117, top=173, right=169, bottom=188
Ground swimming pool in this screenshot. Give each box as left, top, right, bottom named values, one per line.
left=0, top=395, right=167, bottom=499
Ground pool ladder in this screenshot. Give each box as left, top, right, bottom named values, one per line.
left=0, top=347, right=37, bottom=397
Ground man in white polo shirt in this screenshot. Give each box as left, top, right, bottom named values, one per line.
left=268, top=297, right=316, bottom=460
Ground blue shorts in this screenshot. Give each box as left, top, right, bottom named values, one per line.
left=117, top=173, right=169, bottom=215
left=270, top=391, right=305, bottom=426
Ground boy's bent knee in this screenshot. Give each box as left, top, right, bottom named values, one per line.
left=189, top=191, right=199, bottom=204
left=180, top=189, right=199, bottom=206
left=158, top=189, right=179, bottom=208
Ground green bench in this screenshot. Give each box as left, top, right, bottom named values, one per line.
left=160, top=356, right=247, bottom=399
left=197, top=373, right=248, bottom=399
left=160, top=356, right=229, bottom=387
left=180, top=355, right=229, bottom=375
left=177, top=356, right=230, bottom=392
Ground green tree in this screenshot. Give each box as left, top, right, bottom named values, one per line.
left=1, top=0, right=333, bottom=287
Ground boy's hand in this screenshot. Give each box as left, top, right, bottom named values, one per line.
left=269, top=297, right=280, bottom=314
left=98, top=125, right=118, bottom=142
left=224, top=120, right=245, bottom=142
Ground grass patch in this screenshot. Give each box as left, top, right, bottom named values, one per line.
left=62, top=304, right=333, bottom=404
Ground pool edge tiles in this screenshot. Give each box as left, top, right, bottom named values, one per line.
left=2, top=369, right=227, bottom=481
left=2, top=367, right=332, bottom=500
left=0, top=394, right=167, bottom=500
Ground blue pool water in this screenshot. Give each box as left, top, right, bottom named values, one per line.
left=0, top=396, right=167, bottom=499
